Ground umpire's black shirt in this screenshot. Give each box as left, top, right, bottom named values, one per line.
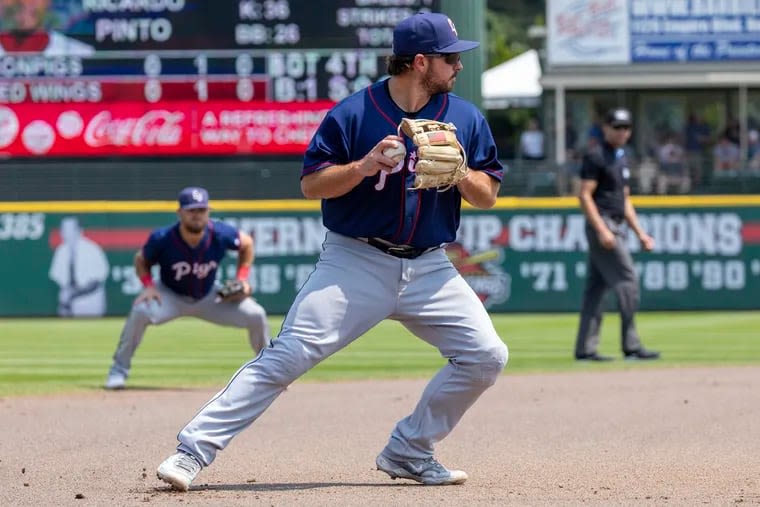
left=580, top=141, right=630, bottom=221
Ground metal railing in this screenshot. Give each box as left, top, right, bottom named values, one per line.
left=2, top=157, right=759, bottom=201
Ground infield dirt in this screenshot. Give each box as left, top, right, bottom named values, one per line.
left=1, top=366, right=758, bottom=506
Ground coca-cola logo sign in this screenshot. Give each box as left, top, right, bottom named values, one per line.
left=0, top=100, right=332, bottom=157
left=84, top=110, right=185, bottom=148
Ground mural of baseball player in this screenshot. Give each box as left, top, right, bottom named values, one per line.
left=104, top=187, right=270, bottom=390
left=48, top=216, right=109, bottom=317
left=0, top=0, right=95, bottom=56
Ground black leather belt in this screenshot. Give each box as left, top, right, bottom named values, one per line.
left=358, top=237, right=440, bottom=259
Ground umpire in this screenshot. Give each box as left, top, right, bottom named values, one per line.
left=574, top=107, right=660, bottom=361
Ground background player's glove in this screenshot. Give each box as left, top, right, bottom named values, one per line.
left=215, top=279, right=248, bottom=303
left=399, top=118, right=469, bottom=191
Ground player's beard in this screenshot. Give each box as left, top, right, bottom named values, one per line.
left=184, top=222, right=205, bottom=234
left=422, top=67, right=455, bottom=95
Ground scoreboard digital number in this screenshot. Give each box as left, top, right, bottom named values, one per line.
left=0, top=0, right=440, bottom=157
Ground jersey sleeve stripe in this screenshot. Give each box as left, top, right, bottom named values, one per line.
left=480, top=167, right=504, bottom=182
left=302, top=161, right=334, bottom=176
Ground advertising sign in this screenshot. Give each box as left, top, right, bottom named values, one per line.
left=1, top=199, right=760, bottom=316
left=0, top=101, right=331, bottom=156
left=547, top=0, right=760, bottom=65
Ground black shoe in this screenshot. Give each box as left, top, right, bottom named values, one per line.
left=575, top=353, right=614, bottom=362
left=624, top=348, right=660, bottom=360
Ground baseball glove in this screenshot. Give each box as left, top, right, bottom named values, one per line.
left=215, top=279, right=248, bottom=303
left=398, top=118, right=468, bottom=191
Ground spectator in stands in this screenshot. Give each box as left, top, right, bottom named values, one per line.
left=724, top=118, right=741, bottom=146
left=748, top=129, right=760, bottom=172
left=519, top=117, right=544, bottom=160
left=562, top=117, right=582, bottom=196
left=565, top=115, right=578, bottom=158
left=656, top=133, right=690, bottom=194
left=587, top=110, right=604, bottom=147
left=713, top=134, right=741, bottom=176
left=683, top=113, right=711, bottom=185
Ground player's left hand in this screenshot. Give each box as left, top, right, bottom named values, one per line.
left=215, top=279, right=251, bottom=303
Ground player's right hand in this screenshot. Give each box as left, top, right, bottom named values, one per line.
left=134, top=286, right=161, bottom=306
left=599, top=228, right=616, bottom=249
left=355, top=136, right=404, bottom=177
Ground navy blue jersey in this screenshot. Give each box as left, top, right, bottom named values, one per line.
left=303, top=79, right=503, bottom=248
left=142, top=220, right=240, bottom=299
left=580, top=142, right=630, bottom=220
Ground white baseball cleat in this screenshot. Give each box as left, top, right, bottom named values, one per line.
left=104, top=372, right=126, bottom=390
left=157, top=452, right=202, bottom=492
left=376, top=452, right=468, bottom=485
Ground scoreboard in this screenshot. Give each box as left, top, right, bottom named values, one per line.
left=0, top=0, right=440, bottom=157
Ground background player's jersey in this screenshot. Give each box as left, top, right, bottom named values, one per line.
left=142, top=220, right=240, bottom=299
left=303, top=79, right=503, bottom=249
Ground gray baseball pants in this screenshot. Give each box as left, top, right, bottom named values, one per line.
left=176, top=232, right=508, bottom=466
left=108, top=283, right=270, bottom=379
left=575, top=217, right=642, bottom=356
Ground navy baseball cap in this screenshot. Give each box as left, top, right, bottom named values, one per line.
left=393, top=12, right=480, bottom=56
left=178, top=187, right=209, bottom=209
left=605, top=108, right=633, bottom=127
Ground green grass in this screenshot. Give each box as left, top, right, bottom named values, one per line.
left=0, top=312, right=758, bottom=396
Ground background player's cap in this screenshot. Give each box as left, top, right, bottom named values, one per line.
left=393, top=12, right=480, bottom=56
left=605, top=108, right=633, bottom=128
left=178, top=187, right=210, bottom=209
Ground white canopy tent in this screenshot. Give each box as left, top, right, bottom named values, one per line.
left=481, top=49, right=542, bottom=110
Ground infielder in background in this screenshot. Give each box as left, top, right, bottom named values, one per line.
left=104, top=187, right=270, bottom=390
left=157, top=12, right=508, bottom=490
left=574, top=108, right=660, bottom=361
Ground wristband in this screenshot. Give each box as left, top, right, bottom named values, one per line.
left=236, top=265, right=251, bottom=281
left=139, top=273, right=155, bottom=288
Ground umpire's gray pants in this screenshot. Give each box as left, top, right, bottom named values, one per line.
left=108, top=283, right=270, bottom=378
left=574, top=218, right=642, bottom=356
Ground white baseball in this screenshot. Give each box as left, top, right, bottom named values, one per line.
left=382, top=141, right=406, bottom=164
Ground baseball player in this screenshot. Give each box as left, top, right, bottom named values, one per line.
left=104, top=187, right=270, bottom=390
left=574, top=108, right=660, bottom=361
left=157, top=12, right=508, bottom=490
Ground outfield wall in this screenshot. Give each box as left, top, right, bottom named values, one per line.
left=1, top=196, right=759, bottom=317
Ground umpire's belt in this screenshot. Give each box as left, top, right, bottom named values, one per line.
left=358, top=237, right=440, bottom=259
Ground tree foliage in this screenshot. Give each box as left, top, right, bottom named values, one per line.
left=486, top=0, right=546, bottom=66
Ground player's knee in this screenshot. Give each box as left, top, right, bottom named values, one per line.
left=460, top=339, right=508, bottom=386
left=130, top=303, right=154, bottom=325
left=240, top=302, right=267, bottom=327
left=245, top=307, right=267, bottom=329
left=482, top=340, right=509, bottom=382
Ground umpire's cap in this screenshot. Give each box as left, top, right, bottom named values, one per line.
left=178, top=187, right=209, bottom=209
left=393, top=12, right=479, bottom=56
left=605, top=107, right=633, bottom=128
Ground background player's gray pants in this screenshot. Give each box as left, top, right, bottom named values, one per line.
left=177, top=232, right=508, bottom=466
left=575, top=218, right=642, bottom=356
left=108, top=283, right=269, bottom=379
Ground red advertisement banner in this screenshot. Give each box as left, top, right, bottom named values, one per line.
left=0, top=101, right=332, bottom=157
